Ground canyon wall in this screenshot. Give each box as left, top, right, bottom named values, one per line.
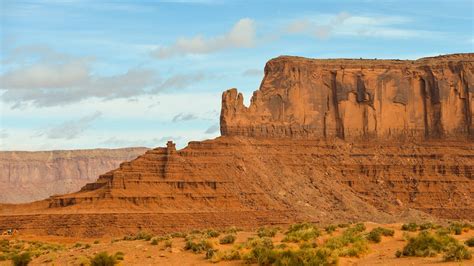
left=0, top=54, right=472, bottom=237
left=0, top=148, right=148, bottom=203
left=221, top=54, right=474, bottom=140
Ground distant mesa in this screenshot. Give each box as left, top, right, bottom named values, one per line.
left=0, top=54, right=472, bottom=237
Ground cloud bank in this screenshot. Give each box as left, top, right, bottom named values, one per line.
left=152, top=18, right=256, bottom=58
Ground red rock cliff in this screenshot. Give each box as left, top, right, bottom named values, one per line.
left=221, top=54, right=474, bottom=140
left=0, top=148, right=148, bottom=203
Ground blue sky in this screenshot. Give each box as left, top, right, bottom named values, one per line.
left=0, top=0, right=473, bottom=150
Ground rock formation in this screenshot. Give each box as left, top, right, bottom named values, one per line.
left=221, top=54, right=473, bottom=140
left=0, top=148, right=148, bottom=203
left=0, top=54, right=472, bottom=237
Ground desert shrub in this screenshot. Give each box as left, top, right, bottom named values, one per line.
left=242, top=244, right=278, bottom=265
left=325, top=225, right=337, bottom=234
left=184, top=239, right=213, bottom=253
left=322, top=226, right=368, bottom=258
left=11, top=252, right=32, bottom=266
left=219, top=234, right=236, bottom=244
left=114, top=251, right=125, bottom=260
left=150, top=238, right=159, bottom=245
left=245, top=237, right=274, bottom=250
left=84, top=244, right=91, bottom=249
left=299, top=241, right=317, bottom=249
left=210, top=249, right=241, bottom=262
left=465, top=237, right=474, bottom=247
left=170, top=232, right=187, bottom=238
left=337, top=223, right=350, bottom=228
left=351, top=223, right=366, bottom=233
left=366, top=230, right=382, bottom=243
left=257, top=226, right=278, bottom=238
left=283, top=223, right=321, bottom=242
left=135, top=231, right=153, bottom=241
left=93, top=240, right=100, bottom=244
left=243, top=246, right=338, bottom=266
left=366, top=227, right=395, bottom=243
left=73, top=242, right=82, bottom=248
left=399, top=231, right=457, bottom=257
left=225, top=226, right=242, bottom=234
left=401, top=223, right=418, bottom=232
left=205, top=229, right=220, bottom=238
left=448, top=223, right=463, bottom=235
left=90, top=252, right=117, bottom=266
left=419, top=222, right=434, bottom=230
left=164, top=239, right=172, bottom=248
left=443, top=243, right=472, bottom=262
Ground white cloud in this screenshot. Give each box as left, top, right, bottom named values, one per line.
left=283, top=12, right=433, bottom=40
left=172, top=113, right=199, bottom=122
left=242, top=68, right=262, bottom=77
left=204, top=123, right=219, bottom=134
left=0, top=46, right=211, bottom=107
left=152, top=18, right=256, bottom=58
left=37, top=111, right=102, bottom=139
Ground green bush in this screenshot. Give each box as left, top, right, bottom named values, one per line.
left=210, top=249, right=241, bottom=262
left=205, top=229, right=220, bottom=238
left=164, top=239, right=172, bottom=248
left=11, top=252, right=32, bottom=266
left=283, top=223, right=321, bottom=242
left=257, top=226, right=278, bottom=238
left=325, top=225, right=337, bottom=234
left=399, top=231, right=457, bottom=257
left=90, top=252, right=117, bottom=266
left=114, top=251, right=125, bottom=261
left=401, top=223, right=418, bottom=232
left=322, top=226, right=368, bottom=258
left=184, top=239, right=213, bottom=253
left=443, top=243, right=472, bottom=262
left=419, top=222, right=434, bottom=230
left=170, top=232, right=187, bottom=238
left=465, top=237, right=474, bottom=247
left=366, top=230, right=382, bottom=243
left=366, top=227, right=395, bottom=243
left=219, top=234, right=236, bottom=244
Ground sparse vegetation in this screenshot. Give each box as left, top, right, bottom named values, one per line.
left=219, top=234, right=236, bottom=244
left=124, top=231, right=153, bottom=241
left=396, top=230, right=468, bottom=259
left=257, top=226, right=278, bottom=238
left=184, top=238, right=213, bottom=253
left=114, top=251, right=125, bottom=261
left=11, top=252, right=32, bottom=266
left=401, top=222, right=418, bottom=232
left=205, top=229, right=220, bottom=238
left=90, top=251, right=117, bottom=266
left=465, top=237, right=474, bottom=247
left=282, top=222, right=321, bottom=242
left=150, top=238, right=159, bottom=245
left=366, top=227, right=395, bottom=243
left=325, top=225, right=337, bottom=234
left=443, top=243, right=472, bottom=262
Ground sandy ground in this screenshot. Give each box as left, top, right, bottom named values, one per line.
left=1, top=222, right=473, bottom=266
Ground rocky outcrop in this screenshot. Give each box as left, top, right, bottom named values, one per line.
left=0, top=148, right=148, bottom=203
left=0, top=54, right=472, bottom=237
left=221, top=54, right=474, bottom=140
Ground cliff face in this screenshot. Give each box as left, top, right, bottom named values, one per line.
left=0, top=54, right=472, bottom=237
left=0, top=148, right=148, bottom=203
left=221, top=54, right=474, bottom=140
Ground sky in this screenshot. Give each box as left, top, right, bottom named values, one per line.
left=0, top=0, right=473, bottom=151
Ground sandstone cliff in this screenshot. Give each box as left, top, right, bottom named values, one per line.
left=0, top=148, right=148, bottom=203
left=221, top=54, right=473, bottom=140
left=0, top=54, right=472, bottom=237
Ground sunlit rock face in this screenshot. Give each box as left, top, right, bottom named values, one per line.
left=221, top=54, right=473, bottom=140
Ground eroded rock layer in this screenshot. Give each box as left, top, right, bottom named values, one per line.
left=0, top=54, right=472, bottom=237
left=221, top=54, right=474, bottom=140
left=0, top=148, right=148, bottom=203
